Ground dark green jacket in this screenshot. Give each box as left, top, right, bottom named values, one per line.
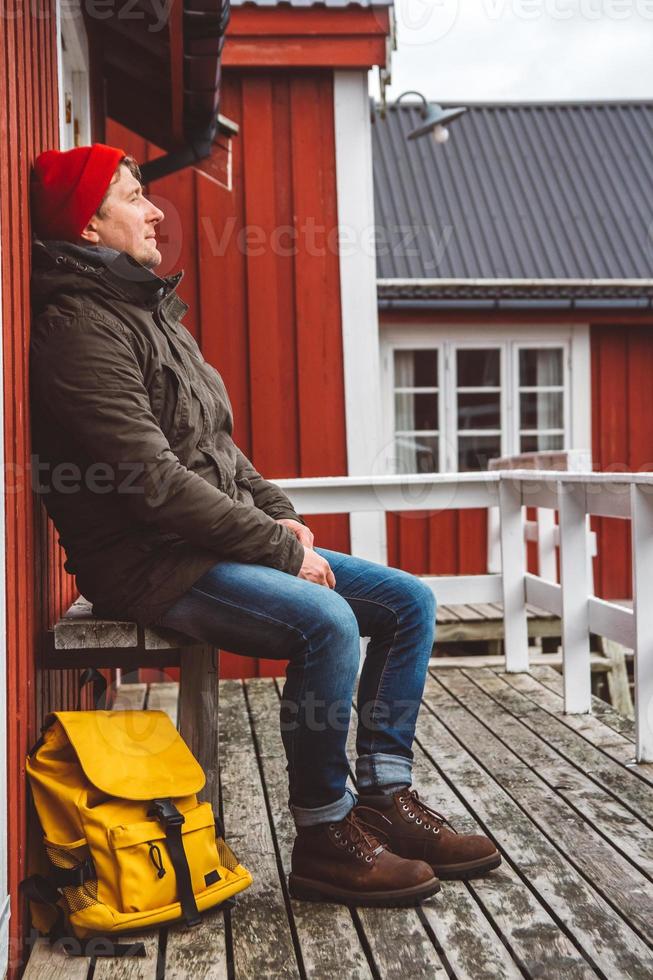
left=30, top=239, right=305, bottom=627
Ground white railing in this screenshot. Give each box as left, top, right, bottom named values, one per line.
left=277, top=470, right=653, bottom=764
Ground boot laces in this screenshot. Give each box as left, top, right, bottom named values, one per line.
left=331, top=807, right=390, bottom=858
left=399, top=789, right=457, bottom=833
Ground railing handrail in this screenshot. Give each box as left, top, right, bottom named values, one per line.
left=276, top=468, right=652, bottom=764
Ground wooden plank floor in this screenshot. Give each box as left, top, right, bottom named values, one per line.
left=23, top=666, right=653, bottom=979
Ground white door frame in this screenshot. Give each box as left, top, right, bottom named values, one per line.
left=333, top=70, right=387, bottom=564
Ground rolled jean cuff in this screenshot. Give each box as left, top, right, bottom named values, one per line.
left=356, top=752, right=412, bottom=792
left=290, top=787, right=357, bottom=828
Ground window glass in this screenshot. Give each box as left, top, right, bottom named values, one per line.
left=395, top=434, right=439, bottom=474
left=458, top=434, right=503, bottom=472
left=456, top=348, right=502, bottom=470
left=457, top=349, right=500, bottom=387
left=518, top=348, right=564, bottom=453
left=458, top=393, right=501, bottom=430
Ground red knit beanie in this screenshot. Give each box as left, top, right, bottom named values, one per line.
left=31, top=143, right=127, bottom=242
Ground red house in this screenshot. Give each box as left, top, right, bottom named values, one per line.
left=372, top=100, right=653, bottom=600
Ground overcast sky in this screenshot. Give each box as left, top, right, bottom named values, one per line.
left=374, top=0, right=653, bottom=102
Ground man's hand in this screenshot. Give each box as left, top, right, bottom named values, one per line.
left=275, top=518, right=335, bottom=588
left=275, top=518, right=314, bottom=550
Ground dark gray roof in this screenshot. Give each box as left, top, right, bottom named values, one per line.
left=373, top=101, right=653, bottom=298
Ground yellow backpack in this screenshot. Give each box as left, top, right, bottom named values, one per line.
left=22, top=707, right=252, bottom=956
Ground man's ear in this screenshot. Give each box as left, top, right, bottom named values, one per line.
left=80, top=216, right=101, bottom=244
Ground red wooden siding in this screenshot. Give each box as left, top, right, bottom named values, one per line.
left=591, top=323, right=653, bottom=600
left=224, top=6, right=390, bottom=68
left=107, top=68, right=349, bottom=679
left=0, top=7, right=81, bottom=974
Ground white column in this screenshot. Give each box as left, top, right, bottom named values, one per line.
left=630, top=484, right=653, bottom=762
left=559, top=481, right=591, bottom=713
left=333, top=71, right=386, bottom=565
left=499, top=477, right=529, bottom=672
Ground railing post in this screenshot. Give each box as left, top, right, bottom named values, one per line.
left=630, top=483, right=653, bottom=762
left=499, top=476, right=529, bottom=672
left=558, top=480, right=591, bottom=713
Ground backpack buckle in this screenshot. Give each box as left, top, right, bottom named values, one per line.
left=148, top=798, right=185, bottom=827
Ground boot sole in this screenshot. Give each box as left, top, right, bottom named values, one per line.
left=432, top=850, right=502, bottom=880
left=288, top=874, right=441, bottom=908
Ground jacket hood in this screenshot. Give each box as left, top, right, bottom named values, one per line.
left=31, top=238, right=184, bottom=315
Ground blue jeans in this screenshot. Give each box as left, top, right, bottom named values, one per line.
left=156, top=547, right=436, bottom=827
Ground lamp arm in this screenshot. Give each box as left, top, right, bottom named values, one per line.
left=395, top=90, right=430, bottom=117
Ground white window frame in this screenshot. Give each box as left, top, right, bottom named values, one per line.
left=391, top=345, right=444, bottom=472
left=380, top=321, right=591, bottom=474
left=57, top=1, right=91, bottom=149
left=512, top=339, right=569, bottom=456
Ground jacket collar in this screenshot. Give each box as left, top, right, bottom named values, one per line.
left=32, top=238, right=186, bottom=313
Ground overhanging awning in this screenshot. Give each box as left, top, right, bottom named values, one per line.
left=83, top=0, right=232, bottom=157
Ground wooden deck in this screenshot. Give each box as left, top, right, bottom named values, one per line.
left=23, top=665, right=653, bottom=979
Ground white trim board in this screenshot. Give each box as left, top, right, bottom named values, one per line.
left=333, top=70, right=386, bottom=564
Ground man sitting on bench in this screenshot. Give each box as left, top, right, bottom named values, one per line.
left=29, top=144, right=500, bottom=908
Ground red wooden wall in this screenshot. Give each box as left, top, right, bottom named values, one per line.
left=107, top=68, right=350, bottom=678
left=591, top=323, right=653, bottom=599
left=0, top=7, right=80, bottom=974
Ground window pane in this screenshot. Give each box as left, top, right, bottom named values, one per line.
left=520, top=391, right=563, bottom=430
left=519, top=348, right=563, bottom=387
left=395, top=435, right=438, bottom=474
left=457, top=392, right=500, bottom=430
left=457, top=349, right=500, bottom=387
left=394, top=349, right=438, bottom=388
left=458, top=435, right=502, bottom=472
left=521, top=433, right=564, bottom=453
left=395, top=392, right=438, bottom=431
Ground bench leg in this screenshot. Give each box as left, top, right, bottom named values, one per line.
left=179, top=645, right=220, bottom=809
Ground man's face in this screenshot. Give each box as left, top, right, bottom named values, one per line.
left=80, top=165, right=164, bottom=268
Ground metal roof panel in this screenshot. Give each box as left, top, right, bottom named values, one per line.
left=372, top=101, right=653, bottom=282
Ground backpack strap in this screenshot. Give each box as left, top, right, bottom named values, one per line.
left=20, top=875, right=146, bottom=957
left=148, top=798, right=201, bottom=927
left=77, top=667, right=108, bottom=710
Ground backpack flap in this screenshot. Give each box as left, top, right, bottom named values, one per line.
left=52, top=710, right=205, bottom=800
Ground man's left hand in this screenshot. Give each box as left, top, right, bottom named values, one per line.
left=275, top=518, right=314, bottom=550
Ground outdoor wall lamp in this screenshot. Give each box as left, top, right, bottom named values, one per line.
left=395, top=90, right=467, bottom=143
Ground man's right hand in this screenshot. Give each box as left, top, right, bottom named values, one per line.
left=297, top=548, right=336, bottom=589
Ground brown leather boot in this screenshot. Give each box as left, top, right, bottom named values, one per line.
left=357, top=787, right=501, bottom=880
left=289, top=807, right=440, bottom=907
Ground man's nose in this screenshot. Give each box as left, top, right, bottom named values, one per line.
left=147, top=201, right=165, bottom=224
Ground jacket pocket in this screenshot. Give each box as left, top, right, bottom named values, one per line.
left=148, top=363, right=191, bottom=444
left=107, top=802, right=223, bottom=914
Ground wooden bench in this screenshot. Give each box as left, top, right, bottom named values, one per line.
left=45, top=596, right=220, bottom=808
